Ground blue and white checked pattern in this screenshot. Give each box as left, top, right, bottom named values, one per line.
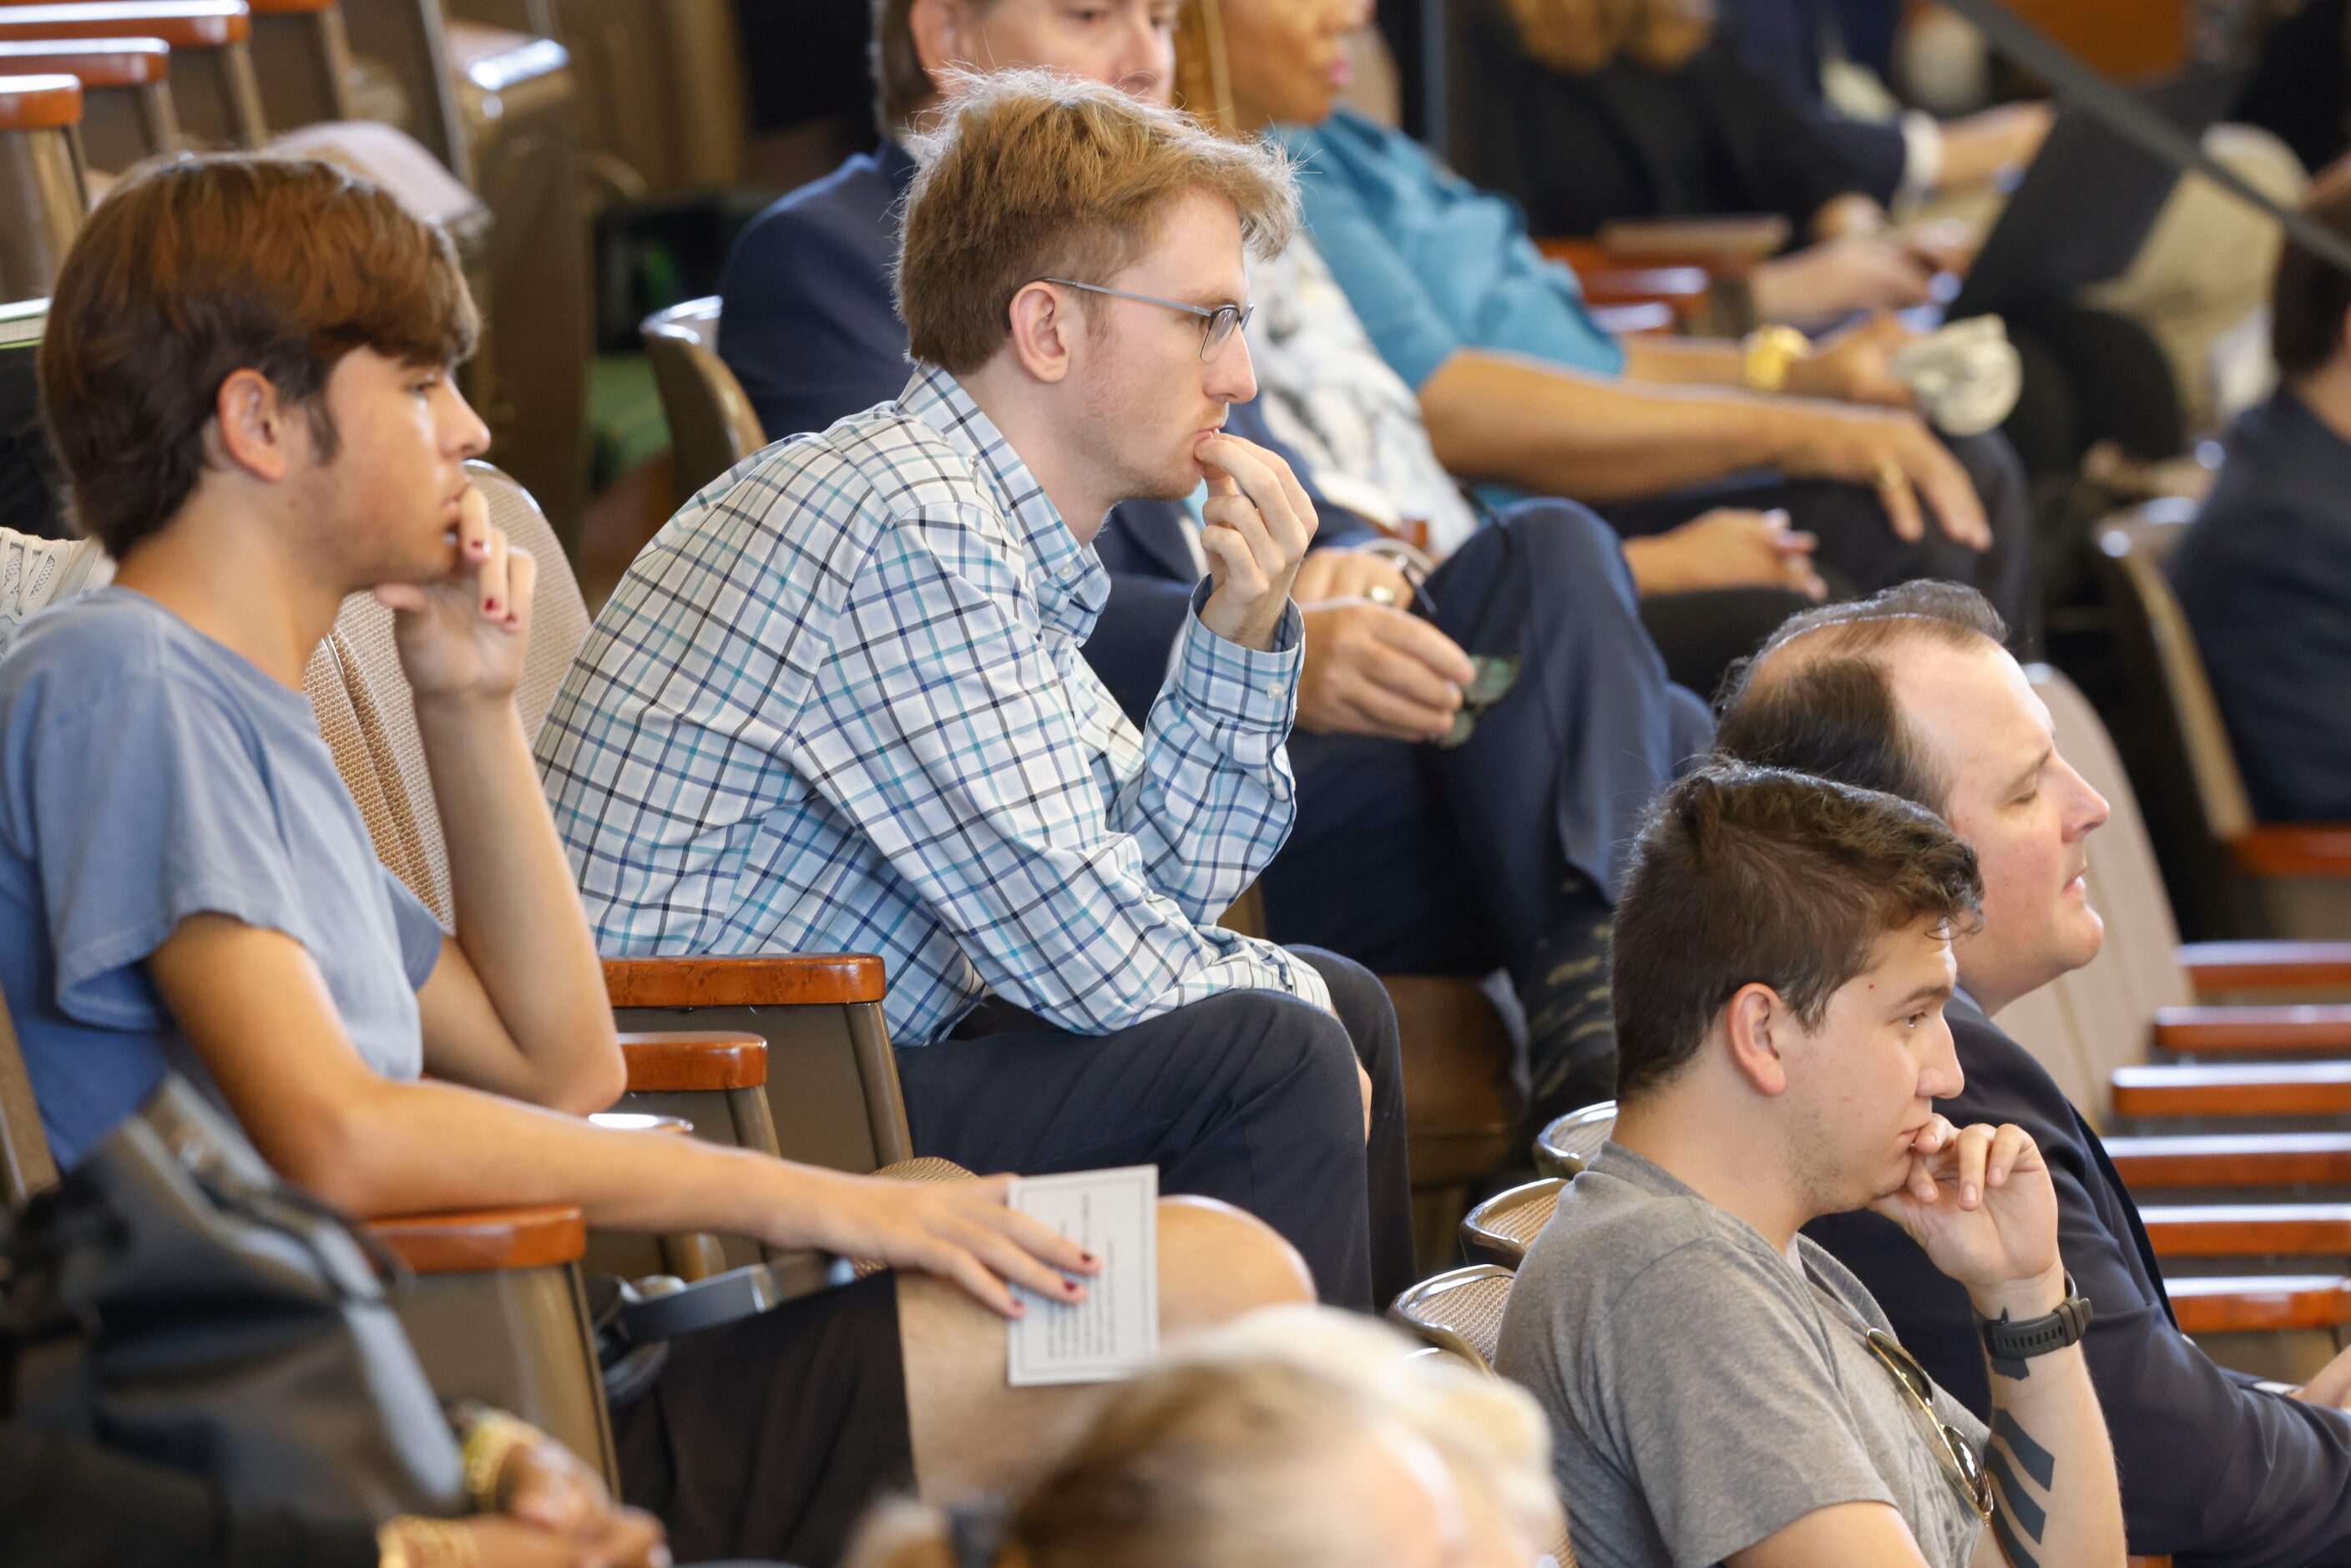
left=538, top=366, right=1328, bottom=1044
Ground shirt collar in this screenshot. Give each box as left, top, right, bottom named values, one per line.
left=896, top=364, right=1109, bottom=637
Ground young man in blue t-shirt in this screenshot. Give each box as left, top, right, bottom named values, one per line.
left=0, top=153, right=1311, bottom=1565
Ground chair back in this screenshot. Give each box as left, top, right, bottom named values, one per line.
left=245, top=0, right=356, bottom=130
left=0, top=969, right=60, bottom=1208
left=306, top=461, right=590, bottom=924
left=0, top=72, right=86, bottom=298
left=2093, top=502, right=2252, bottom=933
left=0, top=37, right=175, bottom=168
left=1533, top=1101, right=1615, bottom=1179
left=1990, top=969, right=2104, bottom=1129
left=1386, top=1263, right=1515, bottom=1370
left=334, top=0, right=466, bottom=178
left=0, top=3, right=265, bottom=149
left=447, top=0, right=742, bottom=195
left=1461, top=1176, right=1563, bottom=1268
left=642, top=294, right=766, bottom=502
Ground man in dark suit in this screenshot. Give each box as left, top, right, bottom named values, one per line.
left=1713, top=580, right=2351, bottom=1566
left=715, top=0, right=1708, bottom=1122
left=2173, top=180, right=2351, bottom=825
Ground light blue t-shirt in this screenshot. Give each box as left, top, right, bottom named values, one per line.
left=1272, top=108, right=1629, bottom=392
left=0, top=589, right=444, bottom=1167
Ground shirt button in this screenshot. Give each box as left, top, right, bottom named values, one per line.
left=1264, top=681, right=1282, bottom=699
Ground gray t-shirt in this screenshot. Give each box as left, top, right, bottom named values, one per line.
left=0, top=589, right=444, bottom=1166
left=1495, top=1144, right=1990, bottom=1568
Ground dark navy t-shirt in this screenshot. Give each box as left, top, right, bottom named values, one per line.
left=0, top=589, right=443, bottom=1166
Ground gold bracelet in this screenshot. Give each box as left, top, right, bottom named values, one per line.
left=1740, top=325, right=1811, bottom=394
left=379, top=1517, right=479, bottom=1568
left=458, top=1408, right=542, bottom=1513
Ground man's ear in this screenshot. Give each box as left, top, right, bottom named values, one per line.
left=1722, top=982, right=1792, bottom=1097
left=1004, top=281, right=1079, bottom=385
left=205, top=367, right=298, bottom=484
left=909, top=0, right=977, bottom=89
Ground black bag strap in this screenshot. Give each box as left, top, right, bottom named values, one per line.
left=1935, top=0, right=2351, bottom=278
left=0, top=971, right=59, bottom=1208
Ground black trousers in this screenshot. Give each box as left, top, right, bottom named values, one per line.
left=897, top=948, right=1414, bottom=1313
left=1262, top=498, right=1712, bottom=981
left=614, top=1270, right=908, bottom=1567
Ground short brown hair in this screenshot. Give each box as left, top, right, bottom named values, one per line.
left=1611, top=762, right=1983, bottom=1102
left=1713, top=582, right=2008, bottom=815
left=2271, top=179, right=2351, bottom=378
left=41, top=154, right=478, bottom=558
left=894, top=68, right=1296, bottom=374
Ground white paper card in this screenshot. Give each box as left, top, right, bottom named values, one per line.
left=1004, top=1164, right=1159, bottom=1386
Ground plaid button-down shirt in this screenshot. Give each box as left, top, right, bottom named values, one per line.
left=538, top=366, right=1328, bottom=1045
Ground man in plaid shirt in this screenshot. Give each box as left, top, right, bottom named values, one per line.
left=540, top=71, right=1411, bottom=1308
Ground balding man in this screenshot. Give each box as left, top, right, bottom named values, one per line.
left=1715, top=581, right=2351, bottom=1566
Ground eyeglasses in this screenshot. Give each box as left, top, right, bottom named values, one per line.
left=1864, top=1328, right=1995, bottom=1522
left=1036, top=277, right=1253, bottom=360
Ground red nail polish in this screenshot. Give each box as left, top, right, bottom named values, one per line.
left=1064, top=1279, right=1080, bottom=1295
left=484, top=599, right=500, bottom=615
left=1081, top=1252, right=1097, bottom=1265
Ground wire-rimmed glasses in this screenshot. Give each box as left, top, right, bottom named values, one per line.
left=1036, top=277, right=1252, bottom=360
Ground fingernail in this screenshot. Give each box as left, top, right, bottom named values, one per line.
left=1963, top=1183, right=1979, bottom=1206
left=1010, top=1302, right=1026, bottom=1318
left=1064, top=1280, right=1082, bottom=1296
left=483, top=599, right=500, bottom=615
left=1080, top=1252, right=1097, bottom=1265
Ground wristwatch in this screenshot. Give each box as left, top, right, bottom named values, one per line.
left=1740, top=326, right=1811, bottom=393
left=1976, top=1272, right=2092, bottom=1378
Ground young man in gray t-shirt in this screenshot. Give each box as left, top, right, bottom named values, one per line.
left=1496, top=763, right=2124, bottom=1568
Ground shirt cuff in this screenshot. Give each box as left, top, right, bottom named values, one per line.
left=1898, top=110, right=1945, bottom=201
left=1168, top=580, right=1302, bottom=764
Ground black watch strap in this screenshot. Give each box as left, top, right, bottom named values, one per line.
left=1977, top=1273, right=2092, bottom=1379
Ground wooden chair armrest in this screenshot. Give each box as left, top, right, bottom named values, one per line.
left=0, top=38, right=170, bottom=86
left=2231, top=826, right=2351, bottom=878
left=2181, top=941, right=2351, bottom=994
left=0, top=68, right=76, bottom=125
left=366, top=1202, right=586, bottom=1274
left=602, top=953, right=885, bottom=1009
left=2166, top=1274, right=2351, bottom=1335
left=2151, top=1004, right=2351, bottom=1055
left=619, top=1029, right=767, bottom=1092
left=2141, top=1203, right=2351, bottom=1257
left=1594, top=215, right=1790, bottom=273
left=2112, top=1061, right=2351, bottom=1117
left=0, top=3, right=250, bottom=48
left=2107, top=1132, right=2351, bottom=1190
left=1534, top=237, right=1711, bottom=310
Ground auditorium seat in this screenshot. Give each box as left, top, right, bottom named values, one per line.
left=1461, top=1176, right=1565, bottom=1268
left=0, top=2, right=264, bottom=150
left=448, top=0, right=746, bottom=200
left=0, top=71, right=82, bottom=296
left=0, top=36, right=173, bottom=168
left=641, top=294, right=765, bottom=504
left=243, top=0, right=352, bottom=129
left=2096, top=502, right=2351, bottom=941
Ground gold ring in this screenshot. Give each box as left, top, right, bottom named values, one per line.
left=1874, top=462, right=1905, bottom=491
left=1367, top=584, right=1398, bottom=606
